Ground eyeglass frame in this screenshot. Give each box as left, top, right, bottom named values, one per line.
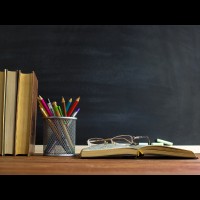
left=87, top=135, right=151, bottom=146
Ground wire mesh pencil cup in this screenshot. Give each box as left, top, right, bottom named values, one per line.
left=43, top=117, right=77, bottom=156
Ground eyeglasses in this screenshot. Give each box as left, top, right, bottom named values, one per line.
left=87, top=135, right=150, bottom=146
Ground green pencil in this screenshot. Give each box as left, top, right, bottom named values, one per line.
left=58, top=106, right=63, bottom=116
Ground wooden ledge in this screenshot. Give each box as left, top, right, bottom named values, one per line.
left=35, top=145, right=200, bottom=154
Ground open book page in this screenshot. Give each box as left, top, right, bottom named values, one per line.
left=80, top=144, right=198, bottom=159
left=138, top=145, right=197, bottom=158
left=80, top=144, right=145, bottom=158
left=83, top=143, right=142, bottom=150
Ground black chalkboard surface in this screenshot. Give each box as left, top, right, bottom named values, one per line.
left=0, top=25, right=200, bottom=145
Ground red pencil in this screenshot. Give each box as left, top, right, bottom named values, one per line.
left=67, top=97, right=80, bottom=116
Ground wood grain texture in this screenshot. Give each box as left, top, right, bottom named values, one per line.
left=0, top=152, right=200, bottom=175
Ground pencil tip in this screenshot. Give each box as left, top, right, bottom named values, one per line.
left=62, top=96, right=65, bottom=101
left=52, top=101, right=57, bottom=106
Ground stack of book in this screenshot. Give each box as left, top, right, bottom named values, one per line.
left=0, top=69, right=38, bottom=156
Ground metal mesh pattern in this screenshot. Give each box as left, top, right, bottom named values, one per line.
left=43, top=117, right=76, bottom=156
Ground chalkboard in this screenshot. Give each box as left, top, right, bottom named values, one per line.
left=0, top=25, right=200, bottom=145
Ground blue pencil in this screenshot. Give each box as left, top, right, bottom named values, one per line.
left=66, top=98, right=72, bottom=113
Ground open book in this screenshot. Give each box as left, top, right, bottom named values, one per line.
left=80, top=144, right=198, bottom=159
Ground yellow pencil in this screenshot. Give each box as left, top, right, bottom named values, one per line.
left=39, top=104, right=48, bottom=118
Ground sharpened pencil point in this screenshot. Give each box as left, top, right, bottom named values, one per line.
left=77, top=96, right=80, bottom=101
left=62, top=96, right=65, bottom=102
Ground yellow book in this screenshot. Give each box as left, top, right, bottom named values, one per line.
left=0, top=69, right=7, bottom=155
left=15, top=70, right=38, bottom=156
left=80, top=144, right=198, bottom=159
left=4, top=70, right=18, bottom=155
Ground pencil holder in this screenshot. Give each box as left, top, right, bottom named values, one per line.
left=43, top=117, right=77, bottom=156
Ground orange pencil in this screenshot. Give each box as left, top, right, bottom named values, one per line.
left=67, top=97, right=80, bottom=116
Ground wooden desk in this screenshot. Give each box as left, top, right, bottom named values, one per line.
left=0, top=145, right=200, bottom=175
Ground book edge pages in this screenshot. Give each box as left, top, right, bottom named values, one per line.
left=14, top=70, right=21, bottom=155
left=0, top=69, right=7, bottom=155
left=28, top=71, right=38, bottom=156
left=2, top=69, right=7, bottom=155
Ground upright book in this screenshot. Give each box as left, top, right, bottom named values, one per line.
left=0, top=69, right=6, bottom=155
left=80, top=144, right=198, bottom=159
left=4, top=70, right=18, bottom=155
left=15, top=71, right=38, bottom=156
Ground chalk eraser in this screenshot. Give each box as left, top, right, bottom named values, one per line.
left=156, top=138, right=173, bottom=146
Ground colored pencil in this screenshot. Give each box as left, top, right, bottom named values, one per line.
left=61, top=96, right=67, bottom=116
left=52, top=102, right=61, bottom=117
left=38, top=95, right=53, bottom=116
left=72, top=108, right=80, bottom=117
left=47, top=98, right=55, bottom=116
left=66, top=98, right=72, bottom=113
left=67, top=97, right=80, bottom=116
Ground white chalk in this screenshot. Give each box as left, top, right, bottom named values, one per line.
left=156, top=138, right=173, bottom=146
left=151, top=142, right=164, bottom=146
left=139, top=143, right=149, bottom=146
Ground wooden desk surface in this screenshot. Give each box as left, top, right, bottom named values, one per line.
left=0, top=145, right=200, bottom=175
